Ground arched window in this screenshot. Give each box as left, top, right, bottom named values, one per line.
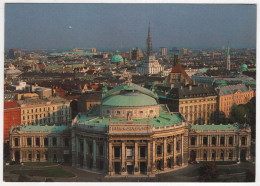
left=191, top=137, right=196, bottom=145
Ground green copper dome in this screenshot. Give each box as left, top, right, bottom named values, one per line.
left=240, top=64, right=248, bottom=72
left=111, top=54, right=124, bottom=63
left=102, top=91, right=157, bottom=107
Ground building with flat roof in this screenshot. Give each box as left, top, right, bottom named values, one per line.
left=17, top=96, right=72, bottom=126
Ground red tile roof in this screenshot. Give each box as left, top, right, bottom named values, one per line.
left=4, top=100, right=19, bottom=109
left=171, top=64, right=192, bottom=83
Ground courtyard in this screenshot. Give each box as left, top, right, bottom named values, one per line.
left=3, top=161, right=255, bottom=182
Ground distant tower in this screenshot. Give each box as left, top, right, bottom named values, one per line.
left=146, top=22, right=153, bottom=56
left=173, top=54, right=181, bottom=67
left=226, top=41, right=231, bottom=70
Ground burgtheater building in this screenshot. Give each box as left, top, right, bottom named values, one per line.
left=71, top=80, right=189, bottom=175
left=9, top=80, right=252, bottom=176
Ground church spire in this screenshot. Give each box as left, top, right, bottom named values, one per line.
left=226, top=41, right=231, bottom=70
left=146, top=22, right=153, bottom=56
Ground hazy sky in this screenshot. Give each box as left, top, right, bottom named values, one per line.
left=4, top=3, right=256, bottom=49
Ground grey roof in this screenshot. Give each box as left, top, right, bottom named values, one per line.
left=215, top=84, right=252, bottom=96
left=167, top=84, right=217, bottom=99
left=17, top=96, right=70, bottom=106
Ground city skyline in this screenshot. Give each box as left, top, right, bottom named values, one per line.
left=5, top=4, right=256, bottom=50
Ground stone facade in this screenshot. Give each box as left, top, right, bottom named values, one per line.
left=4, top=100, right=21, bottom=143
left=216, top=84, right=254, bottom=117
left=17, top=96, right=71, bottom=126
left=189, top=124, right=251, bottom=162
left=8, top=82, right=252, bottom=178
left=160, top=84, right=217, bottom=124
left=9, top=126, right=71, bottom=163
left=71, top=117, right=188, bottom=176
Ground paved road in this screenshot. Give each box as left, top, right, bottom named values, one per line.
left=3, top=162, right=255, bottom=182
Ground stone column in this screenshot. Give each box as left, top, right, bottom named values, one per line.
left=71, top=131, right=76, bottom=167
left=20, top=150, right=23, bottom=163
left=134, top=141, right=139, bottom=175
left=121, top=141, right=126, bottom=175
left=104, top=141, right=107, bottom=168
left=163, top=138, right=167, bottom=170
left=31, top=136, right=34, bottom=147
left=152, top=140, right=156, bottom=172
left=147, top=141, right=151, bottom=174
left=11, top=150, right=15, bottom=161
left=83, top=138, right=87, bottom=168
left=76, top=135, right=80, bottom=167
left=93, top=139, right=97, bottom=170
left=108, top=141, right=113, bottom=175
left=173, top=136, right=176, bottom=167
left=181, top=135, right=184, bottom=166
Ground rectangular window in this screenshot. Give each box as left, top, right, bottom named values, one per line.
left=52, top=137, right=57, bottom=146
left=99, top=145, right=103, bottom=156
left=28, top=153, right=32, bottom=160
left=157, top=145, right=162, bottom=155
left=44, top=138, right=48, bottom=147
left=15, top=138, right=19, bottom=146
left=37, top=153, right=40, bottom=161
left=220, top=137, right=225, bottom=145
left=27, top=138, right=32, bottom=146
left=64, top=138, right=69, bottom=147
left=45, top=154, right=48, bottom=160
left=126, top=147, right=133, bottom=158
left=36, top=138, right=40, bottom=146
left=140, top=146, right=146, bottom=157
left=89, top=143, right=93, bottom=154
left=167, top=144, right=171, bottom=153
left=114, top=147, right=120, bottom=158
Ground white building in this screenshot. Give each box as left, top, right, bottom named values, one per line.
left=136, top=55, right=164, bottom=75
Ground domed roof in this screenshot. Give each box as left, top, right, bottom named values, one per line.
left=102, top=91, right=157, bottom=107
left=111, top=51, right=124, bottom=63
left=240, top=64, right=248, bottom=72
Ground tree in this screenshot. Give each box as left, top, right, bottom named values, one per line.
left=229, top=97, right=256, bottom=139
left=199, top=163, right=219, bottom=182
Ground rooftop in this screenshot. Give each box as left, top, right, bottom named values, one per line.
left=74, top=105, right=183, bottom=128
left=14, top=125, right=69, bottom=133
left=215, top=84, right=252, bottom=96
left=4, top=100, right=20, bottom=109
left=190, top=124, right=242, bottom=131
